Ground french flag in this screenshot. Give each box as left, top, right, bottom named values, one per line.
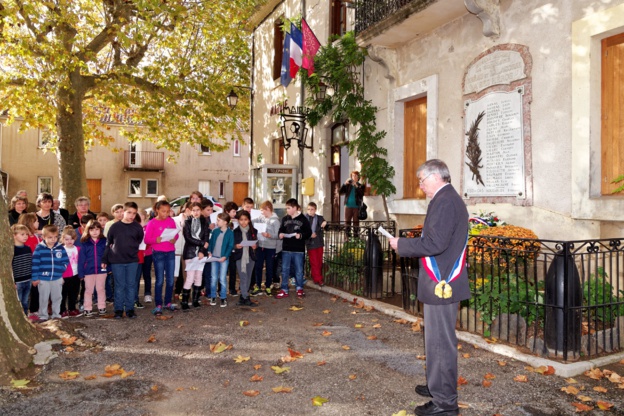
left=280, top=31, right=293, bottom=87
left=289, top=23, right=303, bottom=78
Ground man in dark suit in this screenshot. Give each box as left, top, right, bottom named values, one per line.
left=389, top=159, right=469, bottom=416
left=67, top=196, right=97, bottom=229
left=53, top=199, right=70, bottom=224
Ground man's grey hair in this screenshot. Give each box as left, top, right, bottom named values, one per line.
left=417, top=159, right=451, bottom=183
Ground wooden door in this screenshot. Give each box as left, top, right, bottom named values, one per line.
left=601, top=33, right=624, bottom=194
left=404, top=97, right=427, bottom=199
left=233, top=182, right=248, bottom=206
left=86, top=179, right=102, bottom=212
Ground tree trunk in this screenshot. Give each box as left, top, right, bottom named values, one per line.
left=56, top=73, right=88, bottom=209
left=0, top=187, right=43, bottom=385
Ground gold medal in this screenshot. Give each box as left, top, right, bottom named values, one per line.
left=434, top=281, right=453, bottom=299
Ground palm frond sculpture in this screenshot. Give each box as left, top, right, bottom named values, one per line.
left=465, top=111, right=485, bottom=186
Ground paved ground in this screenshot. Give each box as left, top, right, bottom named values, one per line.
left=1, top=286, right=624, bottom=416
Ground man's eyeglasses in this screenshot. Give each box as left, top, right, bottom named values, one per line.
left=418, top=173, right=433, bottom=185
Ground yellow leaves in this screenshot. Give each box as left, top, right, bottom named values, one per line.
left=416, top=355, right=426, bottom=360
left=249, top=374, right=263, bottom=382
left=352, top=299, right=374, bottom=311
left=243, top=390, right=260, bottom=397
left=99, top=364, right=134, bottom=379
left=513, top=375, right=528, bottom=383
left=147, top=334, right=156, bottom=343
left=239, top=320, right=249, bottom=327
left=271, top=366, right=290, bottom=374
left=561, top=386, right=580, bottom=395
left=253, top=364, right=262, bottom=370
left=584, top=368, right=603, bottom=380
left=593, top=386, right=608, bottom=393
left=311, top=395, right=329, bottom=406
left=566, top=378, right=578, bottom=384
left=59, top=371, right=80, bottom=380
left=151, top=385, right=159, bottom=392
left=321, top=330, right=332, bottom=337
left=367, top=335, right=377, bottom=340
left=372, top=324, right=382, bottom=329
left=462, top=353, right=471, bottom=359
left=391, top=411, right=408, bottom=416
left=354, top=324, right=363, bottom=328
left=393, top=318, right=409, bottom=325
left=322, top=309, right=331, bottom=314
left=341, top=345, right=351, bottom=350
left=533, top=365, right=556, bottom=375
left=607, top=372, right=622, bottom=383
left=497, top=360, right=507, bottom=366
left=348, top=374, right=357, bottom=380
left=210, top=342, right=232, bottom=354
left=272, top=386, right=293, bottom=393
left=120, top=370, right=135, bottom=379
left=571, top=402, right=593, bottom=412
left=411, top=321, right=422, bottom=332
left=576, top=395, right=592, bottom=402
left=288, top=306, right=303, bottom=311
left=233, top=355, right=250, bottom=363
left=597, top=401, right=614, bottom=410
left=10, top=379, right=30, bottom=388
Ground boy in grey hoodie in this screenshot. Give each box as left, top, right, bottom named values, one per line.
left=251, top=201, right=281, bottom=296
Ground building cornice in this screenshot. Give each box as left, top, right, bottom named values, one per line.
left=247, top=0, right=284, bottom=30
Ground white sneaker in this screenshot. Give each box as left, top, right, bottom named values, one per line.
left=144, top=295, right=153, bottom=303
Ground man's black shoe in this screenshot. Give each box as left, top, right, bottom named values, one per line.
left=114, top=310, right=123, bottom=319
left=415, top=385, right=432, bottom=397
left=126, top=310, right=137, bottom=319
left=414, top=401, right=459, bottom=416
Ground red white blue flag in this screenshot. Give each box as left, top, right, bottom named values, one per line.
left=289, top=23, right=303, bottom=78
left=280, top=31, right=293, bottom=87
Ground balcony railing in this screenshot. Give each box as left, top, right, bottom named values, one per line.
left=355, top=0, right=431, bottom=34
left=123, top=151, right=165, bottom=171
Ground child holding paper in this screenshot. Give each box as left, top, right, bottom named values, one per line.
left=144, top=200, right=178, bottom=316
left=233, top=211, right=257, bottom=306
left=181, top=202, right=211, bottom=310
left=207, top=212, right=234, bottom=307
left=252, top=200, right=281, bottom=296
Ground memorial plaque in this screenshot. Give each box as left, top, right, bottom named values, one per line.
left=464, top=50, right=526, bottom=94
left=463, top=88, right=525, bottom=197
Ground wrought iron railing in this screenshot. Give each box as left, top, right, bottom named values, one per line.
left=399, top=230, right=624, bottom=361
left=323, top=221, right=397, bottom=299
left=123, top=151, right=165, bottom=171
left=355, top=0, right=433, bottom=34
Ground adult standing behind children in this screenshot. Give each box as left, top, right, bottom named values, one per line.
left=9, top=195, right=28, bottom=225
left=276, top=199, right=312, bottom=299
left=53, top=199, right=70, bottom=224
left=339, top=171, right=364, bottom=238
left=103, top=202, right=144, bottom=319
left=16, top=190, right=36, bottom=213
left=305, top=202, right=327, bottom=287
left=31, top=225, right=69, bottom=322
left=68, top=196, right=96, bottom=229
left=36, top=192, right=67, bottom=231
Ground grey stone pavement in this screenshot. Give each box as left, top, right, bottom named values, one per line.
left=1, top=284, right=624, bottom=416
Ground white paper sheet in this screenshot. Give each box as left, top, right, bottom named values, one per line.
left=253, top=222, right=267, bottom=241
left=378, top=226, right=395, bottom=239
left=160, top=228, right=179, bottom=241
left=185, top=257, right=205, bottom=271
left=282, top=233, right=297, bottom=238
left=210, top=212, right=218, bottom=224
left=202, top=256, right=222, bottom=263
left=250, top=209, right=262, bottom=221
left=239, top=240, right=257, bottom=247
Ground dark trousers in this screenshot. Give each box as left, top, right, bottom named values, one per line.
left=228, top=258, right=237, bottom=293
left=29, top=285, right=39, bottom=314
left=344, top=207, right=360, bottom=237
left=105, top=272, right=114, bottom=300
left=175, top=255, right=185, bottom=295
left=255, top=247, right=276, bottom=288
left=61, top=275, right=81, bottom=313
left=142, top=254, right=153, bottom=296
left=424, top=302, right=460, bottom=410
left=202, top=263, right=212, bottom=293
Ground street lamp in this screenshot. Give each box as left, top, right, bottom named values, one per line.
left=226, top=86, right=253, bottom=110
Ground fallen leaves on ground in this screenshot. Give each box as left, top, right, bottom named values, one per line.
left=312, top=322, right=323, bottom=327
left=155, top=315, right=172, bottom=320
left=534, top=365, right=556, bottom=375
left=312, top=395, right=329, bottom=406
left=584, top=368, right=603, bottom=380
left=322, top=330, right=332, bottom=336
left=330, top=296, right=338, bottom=302
left=514, top=375, right=528, bottom=383
left=64, top=346, right=74, bottom=352
left=210, top=342, right=233, bottom=354
left=416, top=355, right=426, bottom=360
left=147, top=334, right=156, bottom=343
left=272, top=386, right=293, bottom=393
left=239, top=320, right=249, bottom=327
left=84, top=375, right=97, bottom=380
left=288, top=348, right=303, bottom=359
left=457, top=376, right=468, bottom=386
left=61, top=336, right=77, bottom=346
left=597, top=401, right=614, bottom=410
left=593, top=386, right=608, bottom=393
left=392, top=411, right=408, bottom=416
left=233, top=355, right=250, bottom=363
left=484, top=373, right=496, bottom=380
left=497, top=360, right=507, bottom=366
left=10, top=379, right=30, bottom=388
left=462, top=353, right=470, bottom=358
left=562, top=386, right=580, bottom=395
left=271, top=366, right=290, bottom=374
left=372, top=324, right=382, bottom=328
left=306, top=348, right=313, bottom=353
left=367, top=335, right=377, bottom=340
left=288, top=306, right=303, bottom=311
left=151, top=385, right=159, bottom=391
left=607, top=372, right=622, bottom=383
left=317, top=361, right=327, bottom=366
left=253, top=364, right=262, bottom=370
left=243, top=390, right=260, bottom=397
left=571, top=402, right=593, bottom=412
left=59, top=371, right=80, bottom=380
left=348, top=374, right=357, bottom=380
left=411, top=321, right=422, bottom=332
left=393, top=318, right=409, bottom=324
left=354, top=323, right=363, bottom=328
left=566, top=378, right=578, bottom=384
left=482, top=380, right=492, bottom=388
left=250, top=374, right=263, bottom=382
left=341, top=345, right=351, bottom=350
left=576, top=395, right=592, bottom=402
left=323, top=309, right=331, bottom=314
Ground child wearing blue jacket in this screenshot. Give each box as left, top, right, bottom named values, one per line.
left=207, top=212, right=234, bottom=307
left=78, top=220, right=108, bottom=317
left=31, top=225, right=69, bottom=322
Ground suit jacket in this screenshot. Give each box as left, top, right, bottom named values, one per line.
left=397, top=184, right=470, bottom=305
left=68, top=210, right=97, bottom=229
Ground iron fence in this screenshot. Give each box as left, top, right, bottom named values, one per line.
left=323, top=221, right=397, bottom=299
left=355, top=0, right=433, bottom=34
left=398, top=230, right=624, bottom=361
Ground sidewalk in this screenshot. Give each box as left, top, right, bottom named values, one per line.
left=1, top=286, right=623, bottom=415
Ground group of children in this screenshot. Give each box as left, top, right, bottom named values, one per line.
left=11, top=191, right=327, bottom=322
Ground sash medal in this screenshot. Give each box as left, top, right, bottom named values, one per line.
left=420, top=237, right=468, bottom=299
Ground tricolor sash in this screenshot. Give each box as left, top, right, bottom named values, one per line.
left=420, top=236, right=468, bottom=299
